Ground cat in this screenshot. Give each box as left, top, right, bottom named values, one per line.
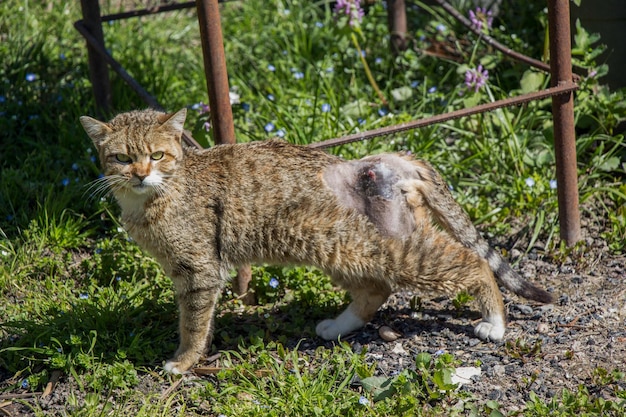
left=80, top=108, right=553, bottom=374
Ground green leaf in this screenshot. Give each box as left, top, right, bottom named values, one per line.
left=598, top=156, right=620, bottom=172
left=415, top=352, right=432, bottom=369
left=520, top=70, right=545, bottom=93
left=341, top=99, right=370, bottom=119
left=391, top=86, right=413, bottom=102
left=360, top=376, right=397, bottom=401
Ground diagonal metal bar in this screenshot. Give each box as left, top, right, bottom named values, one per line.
left=309, top=82, right=578, bottom=149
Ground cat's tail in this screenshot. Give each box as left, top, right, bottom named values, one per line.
left=398, top=159, right=554, bottom=304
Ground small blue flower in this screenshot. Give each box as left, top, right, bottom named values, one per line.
left=0, top=95, right=5, bottom=103
left=361, top=50, right=366, bottom=57
left=434, top=349, right=446, bottom=356
left=21, top=379, right=29, bottom=389
left=79, top=293, right=89, bottom=300
left=61, top=178, right=70, bottom=187
left=264, top=122, right=275, bottom=133
left=276, top=129, right=286, bottom=138
left=267, top=64, right=276, bottom=72
left=25, top=73, right=37, bottom=82
left=267, top=94, right=275, bottom=101
left=90, top=155, right=96, bottom=163
left=6, top=214, right=14, bottom=221
left=378, top=108, right=389, bottom=117
left=357, top=118, right=365, bottom=125
left=411, top=80, right=420, bottom=88
left=294, top=71, right=304, bottom=80
left=129, top=331, right=135, bottom=337
left=95, top=248, right=102, bottom=254
left=321, top=103, right=331, bottom=113
left=59, top=53, right=66, bottom=60
left=436, top=23, right=446, bottom=32
left=269, top=277, right=279, bottom=288
left=358, top=395, right=369, bottom=406
left=549, top=179, right=557, bottom=189
left=241, top=102, right=250, bottom=112
left=525, top=177, right=536, bottom=187
left=325, top=67, right=334, bottom=73
left=375, top=57, right=383, bottom=64
left=72, top=163, right=79, bottom=171
left=116, top=276, right=121, bottom=282
left=315, top=21, right=324, bottom=28
left=191, top=102, right=201, bottom=110
left=428, top=86, right=437, bottom=94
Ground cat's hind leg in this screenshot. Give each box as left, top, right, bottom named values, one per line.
left=468, top=260, right=506, bottom=341
left=316, top=283, right=392, bottom=340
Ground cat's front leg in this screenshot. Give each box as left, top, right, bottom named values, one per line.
left=316, top=284, right=391, bottom=340
left=164, top=269, right=224, bottom=374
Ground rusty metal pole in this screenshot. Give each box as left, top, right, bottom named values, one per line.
left=195, top=0, right=254, bottom=302
left=547, top=0, right=581, bottom=245
left=387, top=0, right=408, bottom=53
left=79, top=0, right=112, bottom=115
left=195, top=0, right=236, bottom=144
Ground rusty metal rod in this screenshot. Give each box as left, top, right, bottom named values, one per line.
left=75, top=19, right=203, bottom=149
left=387, top=0, right=408, bottom=53
left=195, top=0, right=236, bottom=145
left=195, top=0, right=252, bottom=300
left=309, top=82, right=578, bottom=149
left=79, top=0, right=112, bottom=115
left=547, top=0, right=581, bottom=245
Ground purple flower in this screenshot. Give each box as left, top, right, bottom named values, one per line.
left=203, top=121, right=211, bottom=132
left=269, top=277, right=279, bottom=288
left=197, top=102, right=210, bottom=115
left=468, top=7, right=493, bottom=32
left=334, top=0, right=364, bottom=27
left=464, top=65, right=489, bottom=92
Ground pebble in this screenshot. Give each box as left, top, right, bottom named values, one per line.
left=514, top=304, right=533, bottom=315
left=537, top=322, right=549, bottom=334
left=379, top=326, right=401, bottom=342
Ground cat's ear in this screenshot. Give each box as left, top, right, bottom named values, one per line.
left=156, top=108, right=187, bottom=141
left=80, top=116, right=112, bottom=148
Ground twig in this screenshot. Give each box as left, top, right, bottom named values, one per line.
left=0, top=402, right=13, bottom=417
left=41, top=370, right=62, bottom=398
left=0, top=393, right=43, bottom=400
left=160, top=375, right=185, bottom=401
left=193, top=366, right=272, bottom=377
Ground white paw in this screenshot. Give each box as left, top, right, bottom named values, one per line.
left=316, top=319, right=342, bottom=340
left=316, top=308, right=366, bottom=340
left=474, top=319, right=505, bottom=341
left=164, top=361, right=184, bottom=375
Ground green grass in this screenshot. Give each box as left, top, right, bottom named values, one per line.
left=1, top=0, right=626, bottom=415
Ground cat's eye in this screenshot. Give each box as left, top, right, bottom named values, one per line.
left=151, top=151, right=164, bottom=161
left=115, top=154, right=132, bottom=163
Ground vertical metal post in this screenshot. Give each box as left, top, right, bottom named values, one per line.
left=195, top=0, right=235, bottom=145
left=79, top=0, right=112, bottom=114
left=387, top=0, right=408, bottom=53
left=547, top=0, right=581, bottom=245
left=195, top=0, right=253, bottom=302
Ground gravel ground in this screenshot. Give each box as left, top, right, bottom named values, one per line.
left=2, top=208, right=625, bottom=415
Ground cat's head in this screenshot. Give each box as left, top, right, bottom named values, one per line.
left=80, top=108, right=187, bottom=198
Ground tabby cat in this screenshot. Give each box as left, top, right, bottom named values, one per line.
left=80, top=108, right=552, bottom=374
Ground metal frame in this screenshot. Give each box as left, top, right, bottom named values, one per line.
left=75, top=0, right=581, bottom=258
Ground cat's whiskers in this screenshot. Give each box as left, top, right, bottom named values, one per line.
left=83, top=175, right=125, bottom=201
